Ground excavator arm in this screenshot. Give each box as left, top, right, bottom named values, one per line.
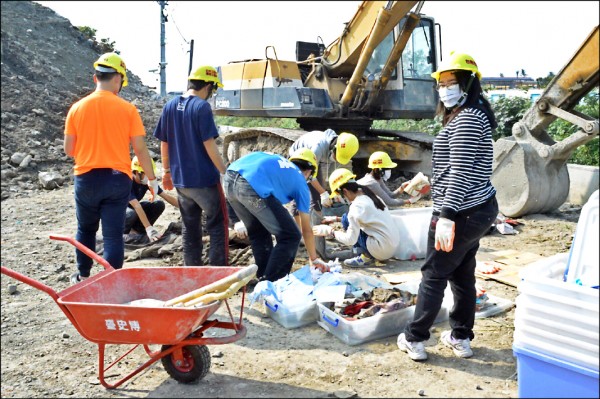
left=322, top=1, right=419, bottom=77
left=492, top=26, right=599, bottom=217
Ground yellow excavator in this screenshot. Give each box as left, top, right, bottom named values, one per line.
left=213, top=1, right=599, bottom=218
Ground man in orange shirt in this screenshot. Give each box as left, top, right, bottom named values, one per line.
left=64, top=52, right=157, bottom=284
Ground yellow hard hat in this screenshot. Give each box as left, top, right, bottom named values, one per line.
left=431, top=51, right=481, bottom=82
left=329, top=168, right=356, bottom=197
left=368, top=151, right=397, bottom=169
left=335, top=132, right=359, bottom=165
left=188, top=65, right=223, bottom=88
left=289, top=148, right=318, bottom=178
left=131, top=156, right=156, bottom=175
left=94, top=52, right=128, bottom=87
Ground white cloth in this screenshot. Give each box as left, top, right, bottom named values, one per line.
left=333, top=195, right=400, bottom=260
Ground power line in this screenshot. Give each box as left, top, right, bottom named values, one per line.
left=167, top=3, right=189, bottom=45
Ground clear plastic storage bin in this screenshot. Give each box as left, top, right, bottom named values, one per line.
left=316, top=281, right=449, bottom=346
left=264, top=296, right=318, bottom=329
left=515, top=253, right=599, bottom=371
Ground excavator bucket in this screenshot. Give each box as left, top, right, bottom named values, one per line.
left=492, top=138, right=571, bottom=217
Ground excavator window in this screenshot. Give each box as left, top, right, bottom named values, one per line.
left=401, top=19, right=435, bottom=80
left=364, top=30, right=398, bottom=80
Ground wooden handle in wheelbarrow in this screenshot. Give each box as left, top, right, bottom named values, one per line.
left=181, top=272, right=257, bottom=307
left=164, top=264, right=258, bottom=307
left=49, top=234, right=114, bottom=271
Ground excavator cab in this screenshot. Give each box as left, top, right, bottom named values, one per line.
left=213, top=2, right=439, bottom=134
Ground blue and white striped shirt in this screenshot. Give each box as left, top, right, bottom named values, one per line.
left=431, top=107, right=496, bottom=220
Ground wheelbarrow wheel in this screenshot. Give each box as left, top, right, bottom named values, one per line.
left=160, top=344, right=211, bottom=383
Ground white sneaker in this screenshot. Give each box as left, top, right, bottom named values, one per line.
left=397, top=333, right=427, bottom=361
left=441, top=330, right=473, bottom=358
left=343, top=254, right=374, bottom=268
left=70, top=272, right=88, bottom=285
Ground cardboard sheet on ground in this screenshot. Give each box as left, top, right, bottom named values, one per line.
left=445, top=292, right=514, bottom=318
left=475, top=250, right=546, bottom=287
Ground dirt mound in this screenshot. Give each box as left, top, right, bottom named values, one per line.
left=1, top=0, right=165, bottom=201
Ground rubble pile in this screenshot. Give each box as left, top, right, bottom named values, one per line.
left=1, top=1, right=165, bottom=201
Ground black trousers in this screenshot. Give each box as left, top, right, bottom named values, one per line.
left=124, top=200, right=166, bottom=234
left=404, top=196, right=498, bottom=342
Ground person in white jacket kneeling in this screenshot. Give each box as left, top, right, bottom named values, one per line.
left=312, top=168, right=400, bottom=267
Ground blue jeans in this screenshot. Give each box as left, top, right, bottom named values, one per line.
left=74, top=169, right=132, bottom=276
left=341, top=213, right=373, bottom=258
left=404, top=196, right=498, bottom=342
left=176, top=185, right=229, bottom=266
left=223, top=170, right=302, bottom=281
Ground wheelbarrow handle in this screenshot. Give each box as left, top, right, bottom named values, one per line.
left=49, top=234, right=114, bottom=271
left=1, top=266, right=59, bottom=301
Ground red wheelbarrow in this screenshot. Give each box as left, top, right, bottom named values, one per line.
left=1, top=234, right=257, bottom=389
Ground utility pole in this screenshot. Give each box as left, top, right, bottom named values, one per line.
left=188, top=39, right=194, bottom=77
left=159, top=0, right=167, bottom=97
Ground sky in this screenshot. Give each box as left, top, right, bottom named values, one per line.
left=36, top=1, right=600, bottom=94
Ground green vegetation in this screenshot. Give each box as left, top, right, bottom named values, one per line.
left=214, top=89, right=599, bottom=166
left=77, top=26, right=117, bottom=53
left=215, top=116, right=300, bottom=129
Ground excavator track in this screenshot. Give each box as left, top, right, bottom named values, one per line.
left=220, top=126, right=434, bottom=179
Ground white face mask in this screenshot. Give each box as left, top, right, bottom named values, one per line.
left=140, top=176, right=149, bottom=185
left=438, top=84, right=464, bottom=108
left=382, top=170, right=391, bottom=181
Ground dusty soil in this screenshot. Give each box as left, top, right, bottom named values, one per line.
left=0, top=2, right=584, bottom=398
left=0, top=184, right=581, bottom=398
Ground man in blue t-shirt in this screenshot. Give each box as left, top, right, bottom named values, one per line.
left=153, top=65, right=229, bottom=266
left=223, top=151, right=328, bottom=282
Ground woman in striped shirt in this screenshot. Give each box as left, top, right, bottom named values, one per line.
left=397, top=52, right=499, bottom=362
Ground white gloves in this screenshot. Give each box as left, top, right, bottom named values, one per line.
left=320, top=192, right=333, bottom=207
left=434, top=217, right=455, bottom=252
left=321, top=216, right=338, bottom=224
left=312, top=224, right=334, bottom=238
left=234, top=221, right=248, bottom=239
left=147, top=178, right=159, bottom=202
left=145, top=226, right=161, bottom=242
left=311, top=257, right=329, bottom=273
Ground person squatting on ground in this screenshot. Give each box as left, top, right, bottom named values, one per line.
left=286, top=129, right=359, bottom=260
left=397, top=51, right=499, bottom=361
left=356, top=151, right=424, bottom=208
left=124, top=156, right=179, bottom=245
left=64, top=52, right=159, bottom=284
left=312, top=168, right=400, bottom=268
left=223, top=151, right=329, bottom=282
left=153, top=65, right=229, bottom=266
